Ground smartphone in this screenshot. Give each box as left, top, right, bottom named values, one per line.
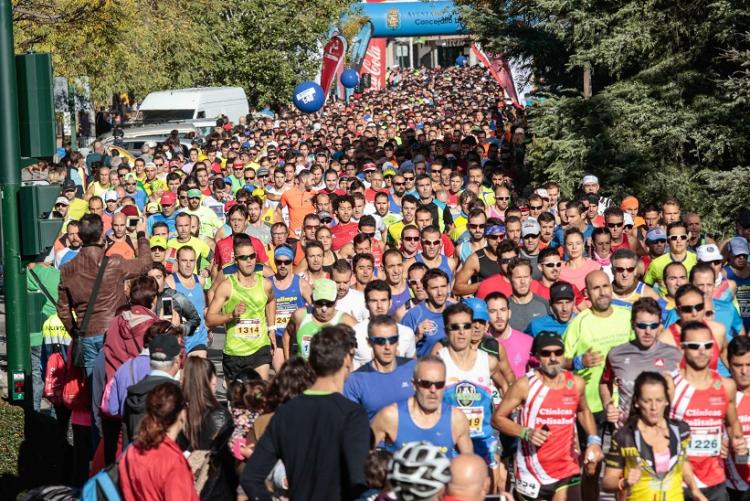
left=162, top=297, right=174, bottom=316
left=127, top=216, right=139, bottom=228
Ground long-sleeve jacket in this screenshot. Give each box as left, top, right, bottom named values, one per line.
left=57, top=237, right=152, bottom=337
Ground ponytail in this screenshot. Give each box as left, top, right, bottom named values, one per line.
left=135, top=382, right=184, bottom=450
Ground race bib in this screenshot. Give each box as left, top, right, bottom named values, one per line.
left=300, top=335, right=313, bottom=358
left=687, top=426, right=721, bottom=457
left=515, top=473, right=541, bottom=498
left=460, top=407, right=485, bottom=436
left=275, top=313, right=292, bottom=330
left=236, top=318, right=262, bottom=339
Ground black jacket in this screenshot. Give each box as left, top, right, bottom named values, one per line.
left=121, top=374, right=179, bottom=447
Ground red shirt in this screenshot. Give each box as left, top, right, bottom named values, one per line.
left=476, top=274, right=512, bottom=300
left=215, top=234, right=268, bottom=269
left=330, top=221, right=360, bottom=251
left=532, top=281, right=586, bottom=305
left=365, top=187, right=388, bottom=203
left=118, top=437, right=199, bottom=501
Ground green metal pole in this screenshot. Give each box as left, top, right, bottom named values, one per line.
left=0, top=0, right=31, bottom=403
left=68, top=83, right=76, bottom=151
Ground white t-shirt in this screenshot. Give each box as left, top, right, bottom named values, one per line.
left=352, top=321, right=417, bottom=369
left=336, top=289, right=368, bottom=323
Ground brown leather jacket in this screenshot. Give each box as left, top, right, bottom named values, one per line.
left=57, top=237, right=152, bottom=337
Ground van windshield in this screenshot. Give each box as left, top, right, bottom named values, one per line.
left=141, top=109, right=194, bottom=123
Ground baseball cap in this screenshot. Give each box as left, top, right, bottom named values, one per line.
left=54, top=196, right=69, bottom=206
left=462, top=297, right=489, bottom=322
left=61, top=179, right=76, bottom=192
left=646, top=228, right=667, bottom=242
left=274, top=245, right=295, bottom=262
left=535, top=188, right=549, bottom=199
left=119, top=205, right=139, bottom=218
left=145, top=202, right=159, bottom=215
left=697, top=244, right=722, bottom=262
left=187, top=189, right=202, bottom=199
left=149, top=236, right=167, bottom=249
left=620, top=196, right=639, bottom=211
left=362, top=162, right=377, bottom=172
left=521, top=219, right=541, bottom=238
left=532, top=332, right=565, bottom=354
left=550, top=281, right=575, bottom=302
left=582, top=174, right=599, bottom=185
left=149, top=334, right=181, bottom=361
left=257, top=167, right=269, bottom=177
left=729, top=237, right=750, bottom=257
left=312, top=278, right=337, bottom=302
left=103, top=191, right=118, bottom=202
left=383, top=167, right=397, bottom=178
left=160, top=191, right=177, bottom=206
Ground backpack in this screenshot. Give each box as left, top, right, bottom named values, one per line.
left=62, top=342, right=90, bottom=410
left=81, top=461, right=122, bottom=501
left=42, top=348, right=66, bottom=406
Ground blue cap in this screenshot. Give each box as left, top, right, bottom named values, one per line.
left=729, top=237, right=750, bottom=257
left=646, top=228, right=667, bottom=242
left=462, top=297, right=489, bottom=322
left=274, top=245, right=295, bottom=261
left=223, top=176, right=233, bottom=185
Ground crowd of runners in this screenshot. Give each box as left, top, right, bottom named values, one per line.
left=22, top=65, right=750, bottom=501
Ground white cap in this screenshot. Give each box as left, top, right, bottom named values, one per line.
left=521, top=218, right=541, bottom=237
left=582, top=175, right=599, bottom=185
left=535, top=188, right=549, bottom=199
left=54, top=196, right=70, bottom=206
left=623, top=212, right=634, bottom=226
left=697, top=244, right=722, bottom=262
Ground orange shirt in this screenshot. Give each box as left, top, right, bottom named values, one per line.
left=279, top=186, right=315, bottom=237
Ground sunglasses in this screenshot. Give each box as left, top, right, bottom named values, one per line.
left=320, top=217, right=333, bottom=224
left=403, top=236, right=420, bottom=242
left=362, top=232, right=375, bottom=239
left=499, top=257, right=513, bottom=264
left=314, top=300, right=335, bottom=308
left=393, top=181, right=405, bottom=186
left=523, top=233, right=540, bottom=239
left=539, top=348, right=564, bottom=358
left=414, top=379, right=446, bottom=390
left=447, top=322, right=473, bottom=332
left=542, top=262, right=562, bottom=268
left=235, top=253, right=257, bottom=261
left=708, top=260, right=723, bottom=266
left=468, top=223, right=486, bottom=230
left=403, top=176, right=415, bottom=181
left=529, top=205, right=543, bottom=210
left=179, top=195, right=188, bottom=200
left=613, top=266, right=636, bottom=273
left=486, top=234, right=504, bottom=240
left=678, top=302, right=705, bottom=314
left=369, top=335, right=399, bottom=346
left=681, top=341, right=714, bottom=351
left=422, top=239, right=441, bottom=246
left=635, top=322, right=660, bottom=330
left=607, top=222, right=624, bottom=228
left=276, top=259, right=292, bottom=266
left=496, top=197, right=510, bottom=201
left=305, top=224, right=321, bottom=230
left=669, top=234, right=688, bottom=241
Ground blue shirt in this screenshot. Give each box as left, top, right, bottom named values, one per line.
left=527, top=314, right=570, bottom=337
left=401, top=302, right=450, bottom=357
left=147, top=212, right=178, bottom=236
left=344, top=358, right=416, bottom=420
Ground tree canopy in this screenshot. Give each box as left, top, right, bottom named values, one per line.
left=457, top=0, right=750, bottom=235
left=12, top=0, right=349, bottom=108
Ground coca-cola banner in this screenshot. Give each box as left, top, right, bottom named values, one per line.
left=320, top=35, right=347, bottom=101
left=360, top=0, right=387, bottom=91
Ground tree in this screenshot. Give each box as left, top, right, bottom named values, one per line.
left=458, top=0, right=750, bottom=235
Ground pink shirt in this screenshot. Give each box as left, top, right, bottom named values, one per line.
left=558, top=259, right=601, bottom=291
left=496, top=329, right=533, bottom=378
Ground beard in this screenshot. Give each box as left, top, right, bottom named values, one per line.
left=539, top=363, right=561, bottom=378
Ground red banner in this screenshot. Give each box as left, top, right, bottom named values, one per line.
left=320, top=35, right=347, bottom=101
left=471, top=43, right=522, bottom=108
left=360, top=0, right=387, bottom=91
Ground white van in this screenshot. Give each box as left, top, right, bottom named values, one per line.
left=138, top=87, right=249, bottom=124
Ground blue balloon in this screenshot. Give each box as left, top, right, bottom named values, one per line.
left=340, top=69, right=359, bottom=89
left=292, top=81, right=325, bottom=113
left=455, top=55, right=467, bottom=67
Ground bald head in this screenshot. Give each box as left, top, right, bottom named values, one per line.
left=446, top=454, right=489, bottom=501
left=585, top=269, right=613, bottom=312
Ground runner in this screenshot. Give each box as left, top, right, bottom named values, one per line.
left=371, top=355, right=473, bottom=458
left=600, top=297, right=682, bottom=428
left=670, top=321, right=747, bottom=500
left=725, top=237, right=750, bottom=331
left=453, top=220, right=505, bottom=297
left=401, top=268, right=453, bottom=357
left=528, top=281, right=577, bottom=337
left=492, top=332, right=604, bottom=501
left=610, top=248, right=661, bottom=309
left=645, top=221, right=698, bottom=293
left=269, top=244, right=310, bottom=372
left=282, top=278, right=357, bottom=360
left=725, top=336, right=750, bottom=499
left=485, top=291, right=533, bottom=379
left=164, top=246, right=208, bottom=357
left=205, top=236, right=276, bottom=380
